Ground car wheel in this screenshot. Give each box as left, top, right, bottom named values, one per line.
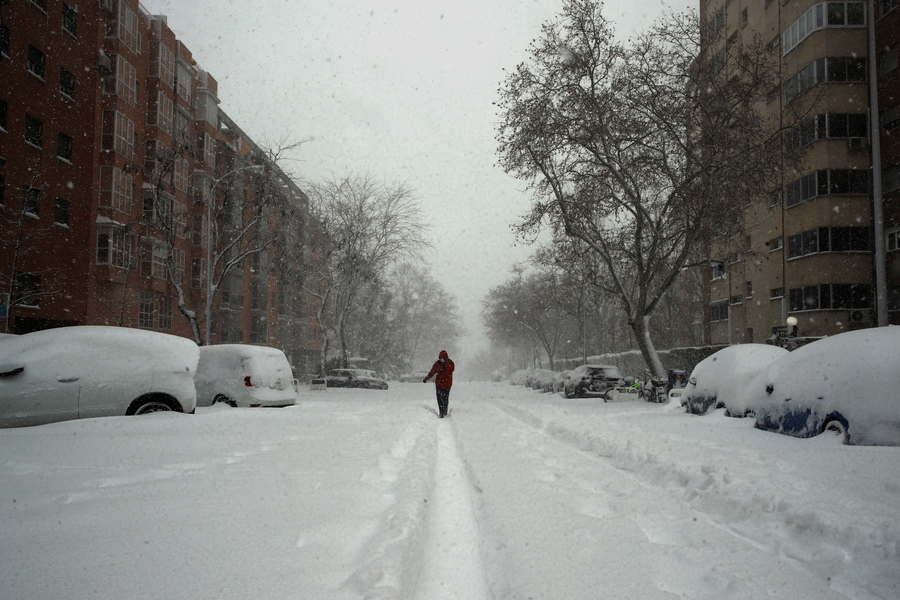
left=128, top=395, right=178, bottom=415
left=822, top=415, right=849, bottom=444
left=214, top=394, right=237, bottom=408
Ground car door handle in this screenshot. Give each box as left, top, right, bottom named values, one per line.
left=58, top=377, right=80, bottom=383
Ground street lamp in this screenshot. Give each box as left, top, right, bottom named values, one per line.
left=204, top=164, right=264, bottom=345
left=786, top=316, right=798, bottom=339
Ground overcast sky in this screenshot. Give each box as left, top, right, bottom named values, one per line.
left=140, top=0, right=683, bottom=354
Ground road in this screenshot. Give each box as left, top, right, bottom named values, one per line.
left=1, top=382, right=897, bottom=599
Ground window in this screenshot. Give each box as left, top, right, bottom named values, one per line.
left=30, top=0, right=47, bottom=11
left=788, top=113, right=868, bottom=151
left=157, top=294, right=173, bottom=330
left=25, top=114, right=43, bottom=147
left=23, top=187, right=40, bottom=216
left=250, top=315, right=268, bottom=344
left=883, top=0, right=899, bottom=15
left=789, top=283, right=871, bottom=311
left=741, top=7, right=748, bottom=27
left=768, top=236, right=784, bottom=251
left=143, top=189, right=173, bottom=226
left=99, top=166, right=133, bottom=214
left=885, top=164, right=900, bottom=193
left=149, top=91, right=173, bottom=134
left=746, top=281, right=753, bottom=299
left=62, top=4, right=77, bottom=37
left=139, top=291, right=155, bottom=328
left=0, top=175, right=5, bottom=206
left=150, top=42, right=175, bottom=89
left=173, top=109, right=190, bottom=144
left=54, top=198, right=70, bottom=226
left=59, top=68, right=75, bottom=99
left=0, top=100, right=7, bottom=131
left=783, top=2, right=865, bottom=55
left=191, top=257, right=207, bottom=289
left=97, top=224, right=131, bottom=268
left=114, top=56, right=138, bottom=106
left=887, top=228, right=900, bottom=252
left=786, top=170, right=869, bottom=206
left=883, top=45, right=899, bottom=76
left=15, top=272, right=41, bottom=307
left=707, top=7, right=725, bottom=40
left=175, top=61, right=193, bottom=104
left=787, top=227, right=869, bottom=258
left=710, top=301, right=729, bottom=322
left=117, top=0, right=141, bottom=53
left=785, top=57, right=867, bottom=103
left=57, top=132, right=73, bottom=162
left=711, top=262, right=727, bottom=280
left=27, top=45, right=46, bottom=79
left=770, top=287, right=785, bottom=299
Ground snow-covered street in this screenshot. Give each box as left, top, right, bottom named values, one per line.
left=2, top=382, right=898, bottom=600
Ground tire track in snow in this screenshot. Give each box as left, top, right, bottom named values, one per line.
left=412, top=420, right=492, bottom=600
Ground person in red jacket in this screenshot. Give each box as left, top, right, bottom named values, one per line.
left=424, top=350, right=455, bottom=418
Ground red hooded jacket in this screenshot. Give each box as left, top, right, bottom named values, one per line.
left=425, top=350, right=455, bottom=388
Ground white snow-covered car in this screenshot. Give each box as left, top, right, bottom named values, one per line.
left=0, top=326, right=199, bottom=428
left=682, top=344, right=788, bottom=417
left=744, top=327, right=900, bottom=446
left=194, top=344, right=298, bottom=408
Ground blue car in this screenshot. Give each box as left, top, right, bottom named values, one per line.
left=743, top=327, right=900, bottom=446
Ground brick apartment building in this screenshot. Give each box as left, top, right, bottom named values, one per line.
left=0, top=0, right=321, bottom=373
left=698, top=0, right=900, bottom=345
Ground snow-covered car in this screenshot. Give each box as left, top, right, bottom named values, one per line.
left=0, top=326, right=199, bottom=428
left=490, top=370, right=503, bottom=382
left=529, top=369, right=558, bottom=392
left=563, top=364, right=624, bottom=399
left=553, top=370, right=571, bottom=393
left=325, top=369, right=389, bottom=390
left=509, top=369, right=534, bottom=386
left=682, top=344, right=788, bottom=417
left=744, top=327, right=900, bottom=446
left=398, top=370, right=429, bottom=382
left=194, top=344, right=298, bottom=408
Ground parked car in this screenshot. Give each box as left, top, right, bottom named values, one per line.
left=682, top=344, right=788, bottom=416
left=0, top=326, right=199, bottom=428
left=529, top=369, right=558, bottom=391
left=398, top=371, right=429, bottom=383
left=553, top=370, right=571, bottom=394
left=744, top=327, right=900, bottom=446
left=325, top=369, right=389, bottom=390
left=563, top=364, right=624, bottom=399
left=509, top=369, right=534, bottom=386
left=194, top=344, right=298, bottom=408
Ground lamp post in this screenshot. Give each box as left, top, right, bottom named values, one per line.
left=785, top=316, right=798, bottom=350
left=204, top=164, right=264, bottom=346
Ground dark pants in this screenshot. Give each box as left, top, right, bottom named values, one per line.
left=436, top=387, right=450, bottom=417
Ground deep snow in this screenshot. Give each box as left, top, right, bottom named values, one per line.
left=1, top=382, right=898, bottom=599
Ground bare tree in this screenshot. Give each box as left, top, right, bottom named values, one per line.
left=301, top=174, right=430, bottom=372
left=482, top=266, right=575, bottom=370
left=496, top=1, right=787, bottom=375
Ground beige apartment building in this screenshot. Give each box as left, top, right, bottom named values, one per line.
left=700, top=0, right=900, bottom=345
left=0, top=0, right=321, bottom=373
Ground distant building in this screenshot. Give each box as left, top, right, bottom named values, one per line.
left=698, top=0, right=900, bottom=344
left=0, top=0, right=320, bottom=373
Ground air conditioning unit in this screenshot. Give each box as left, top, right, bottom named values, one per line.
left=849, top=309, right=873, bottom=323
left=847, top=137, right=869, bottom=152
left=96, top=54, right=112, bottom=73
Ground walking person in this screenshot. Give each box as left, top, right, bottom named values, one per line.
left=423, top=350, right=455, bottom=418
